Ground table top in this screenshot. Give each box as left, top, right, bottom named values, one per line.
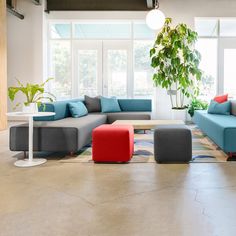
left=113, top=119, right=185, bottom=129
left=6, top=112, right=55, bottom=117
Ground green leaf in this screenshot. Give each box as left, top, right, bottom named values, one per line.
left=150, top=48, right=156, bottom=57
left=8, top=78, right=56, bottom=109
left=150, top=18, right=202, bottom=108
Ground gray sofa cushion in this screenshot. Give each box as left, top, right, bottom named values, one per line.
left=231, top=100, right=236, bottom=116
left=84, top=95, right=101, bottom=112
left=10, top=111, right=152, bottom=153
left=34, top=114, right=107, bottom=150
left=10, top=114, right=107, bottom=152
left=106, top=112, right=151, bottom=124
left=10, top=126, right=78, bottom=152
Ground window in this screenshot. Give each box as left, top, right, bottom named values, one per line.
left=133, top=23, right=156, bottom=39
left=195, top=18, right=236, bottom=99
left=48, top=21, right=155, bottom=100
left=77, top=50, right=98, bottom=97
left=195, top=18, right=218, bottom=37
left=49, top=41, right=71, bottom=99
left=220, top=19, right=236, bottom=37
left=133, top=41, right=154, bottom=98
left=73, top=22, right=131, bottom=39
left=195, top=39, right=217, bottom=100
left=107, top=50, right=128, bottom=97
left=224, top=49, right=236, bottom=97
left=50, top=23, right=71, bottom=39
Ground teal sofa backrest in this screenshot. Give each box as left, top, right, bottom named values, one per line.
left=35, top=98, right=152, bottom=121
left=35, top=98, right=82, bottom=121
left=118, top=99, right=152, bottom=112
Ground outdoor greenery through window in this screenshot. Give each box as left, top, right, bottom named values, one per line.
left=48, top=21, right=155, bottom=100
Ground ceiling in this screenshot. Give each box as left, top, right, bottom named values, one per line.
left=46, top=0, right=153, bottom=11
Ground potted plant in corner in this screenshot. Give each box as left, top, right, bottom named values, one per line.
left=8, top=78, right=56, bottom=113
left=150, top=18, right=202, bottom=121
left=187, top=98, right=208, bottom=120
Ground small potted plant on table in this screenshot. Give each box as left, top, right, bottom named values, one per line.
left=8, top=78, right=56, bottom=113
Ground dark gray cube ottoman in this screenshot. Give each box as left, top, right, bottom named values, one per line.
left=154, top=124, right=192, bottom=163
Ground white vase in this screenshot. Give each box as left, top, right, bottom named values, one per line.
left=22, top=103, right=38, bottom=113
left=171, top=108, right=186, bottom=122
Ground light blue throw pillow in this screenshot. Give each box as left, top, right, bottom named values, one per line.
left=100, top=96, right=121, bottom=113
left=68, top=101, right=88, bottom=118
left=207, top=100, right=231, bottom=115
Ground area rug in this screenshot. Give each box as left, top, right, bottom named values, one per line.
left=60, top=127, right=228, bottom=164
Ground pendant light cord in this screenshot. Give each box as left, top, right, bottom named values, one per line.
left=154, top=0, right=160, bottom=9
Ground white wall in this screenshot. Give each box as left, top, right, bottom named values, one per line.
left=7, top=0, right=44, bottom=112
left=7, top=0, right=236, bottom=117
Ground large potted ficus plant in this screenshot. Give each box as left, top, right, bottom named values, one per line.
left=8, top=78, right=56, bottom=113
left=150, top=18, right=202, bottom=121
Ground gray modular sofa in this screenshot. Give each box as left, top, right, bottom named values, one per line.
left=10, top=98, right=152, bottom=153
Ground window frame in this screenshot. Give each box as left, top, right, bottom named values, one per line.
left=47, top=20, right=156, bottom=99
left=195, top=17, right=236, bottom=98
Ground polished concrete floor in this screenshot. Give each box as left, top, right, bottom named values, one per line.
left=1, top=126, right=236, bottom=236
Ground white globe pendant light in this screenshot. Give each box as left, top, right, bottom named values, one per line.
left=146, top=0, right=165, bottom=30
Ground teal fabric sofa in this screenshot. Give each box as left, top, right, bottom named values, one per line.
left=10, top=98, right=152, bottom=153
left=193, top=101, right=236, bottom=157
left=34, top=98, right=152, bottom=121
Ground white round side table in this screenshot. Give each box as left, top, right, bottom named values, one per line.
left=6, top=112, right=55, bottom=167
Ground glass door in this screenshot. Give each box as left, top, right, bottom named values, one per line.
left=219, top=38, right=236, bottom=98
left=103, top=41, right=132, bottom=98
left=73, top=40, right=103, bottom=97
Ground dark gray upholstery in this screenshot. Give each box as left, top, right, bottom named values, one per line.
left=10, top=114, right=107, bottom=152
left=84, top=95, right=101, bottom=113
left=10, top=126, right=78, bottom=152
left=154, top=125, right=192, bottom=163
left=10, top=112, right=151, bottom=152
left=106, top=112, right=151, bottom=124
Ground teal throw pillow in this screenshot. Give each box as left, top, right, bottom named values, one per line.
left=68, top=101, right=88, bottom=118
left=207, top=100, right=231, bottom=115
left=100, top=96, right=121, bottom=113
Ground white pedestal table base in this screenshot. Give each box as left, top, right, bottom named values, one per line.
left=14, top=158, right=47, bottom=167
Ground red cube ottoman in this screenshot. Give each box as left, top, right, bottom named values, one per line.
left=92, top=124, right=134, bottom=163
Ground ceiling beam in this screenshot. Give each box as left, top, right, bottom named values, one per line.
left=7, top=6, right=24, bottom=19
left=146, top=0, right=153, bottom=8
left=32, top=0, right=40, bottom=5
left=47, top=0, right=149, bottom=11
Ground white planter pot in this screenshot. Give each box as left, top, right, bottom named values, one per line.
left=171, top=109, right=187, bottom=122
left=22, top=103, right=38, bottom=113
left=186, top=112, right=193, bottom=123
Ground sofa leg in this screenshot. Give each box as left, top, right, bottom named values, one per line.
left=227, top=152, right=236, bottom=161
left=24, top=151, right=27, bottom=159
